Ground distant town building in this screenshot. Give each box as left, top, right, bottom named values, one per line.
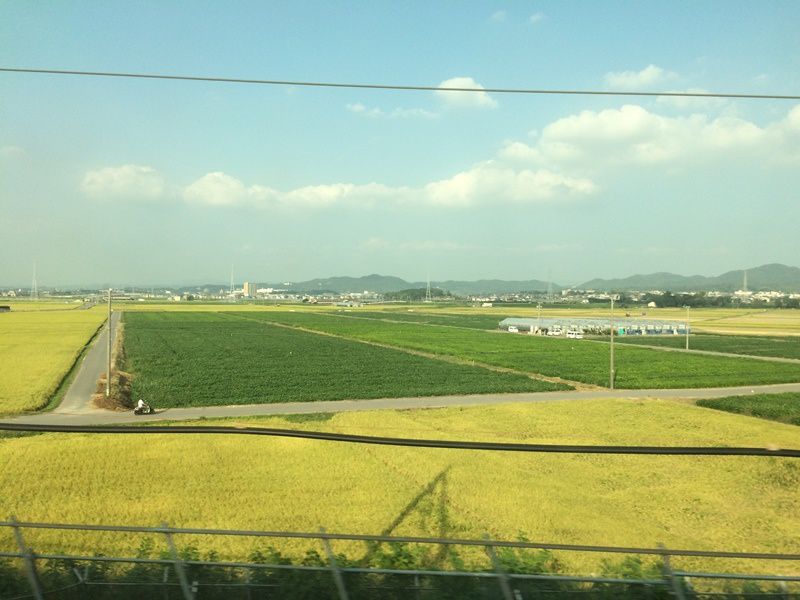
left=243, top=282, right=257, bottom=297
left=499, top=317, right=689, bottom=336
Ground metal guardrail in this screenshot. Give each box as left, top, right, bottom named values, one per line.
left=2, top=519, right=798, bottom=600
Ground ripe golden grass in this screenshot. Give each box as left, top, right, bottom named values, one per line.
left=0, top=308, right=107, bottom=414
left=1, top=399, right=797, bottom=576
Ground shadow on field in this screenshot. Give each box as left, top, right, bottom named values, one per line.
left=362, top=466, right=455, bottom=567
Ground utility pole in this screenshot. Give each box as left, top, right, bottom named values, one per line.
left=685, top=305, right=690, bottom=351
left=537, top=303, right=542, bottom=333
left=106, top=288, right=112, bottom=398
left=609, top=296, right=615, bottom=390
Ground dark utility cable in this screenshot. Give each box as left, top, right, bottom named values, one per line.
left=1, top=67, right=798, bottom=100
left=1, top=422, right=797, bottom=457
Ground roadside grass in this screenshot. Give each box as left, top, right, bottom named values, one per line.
left=697, top=393, right=800, bottom=425
left=123, top=312, right=564, bottom=408
left=604, top=333, right=800, bottom=360
left=0, top=308, right=108, bottom=415
left=236, top=311, right=800, bottom=389
left=0, top=399, right=797, bottom=577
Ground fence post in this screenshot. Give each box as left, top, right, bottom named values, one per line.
left=658, top=544, right=687, bottom=600
left=321, top=528, right=350, bottom=600
left=10, top=517, right=44, bottom=600
left=163, top=566, right=171, bottom=600
left=484, top=534, right=514, bottom=600
left=162, top=522, right=195, bottom=600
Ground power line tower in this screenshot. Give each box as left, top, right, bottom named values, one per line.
left=546, top=269, right=553, bottom=303
left=229, top=265, right=234, bottom=301
left=424, top=273, right=433, bottom=303
left=31, top=261, right=38, bottom=301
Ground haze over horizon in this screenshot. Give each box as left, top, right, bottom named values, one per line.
left=2, top=2, right=799, bottom=287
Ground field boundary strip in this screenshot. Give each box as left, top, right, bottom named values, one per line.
left=225, top=312, right=593, bottom=391
left=1, top=422, right=798, bottom=457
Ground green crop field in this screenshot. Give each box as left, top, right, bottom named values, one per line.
left=0, top=308, right=107, bottom=415
left=124, top=312, right=564, bottom=407
left=333, top=309, right=502, bottom=330
left=697, top=393, right=800, bottom=425
left=1, top=399, right=798, bottom=577
left=235, top=311, right=800, bottom=389
left=607, top=333, right=800, bottom=359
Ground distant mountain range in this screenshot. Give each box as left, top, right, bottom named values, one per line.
left=180, top=263, right=799, bottom=296
left=579, top=263, right=800, bottom=293
left=267, top=276, right=557, bottom=296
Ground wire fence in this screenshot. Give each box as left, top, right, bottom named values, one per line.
left=1, top=519, right=798, bottom=600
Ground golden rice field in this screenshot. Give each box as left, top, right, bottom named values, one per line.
left=0, top=300, right=88, bottom=311
left=1, top=399, right=798, bottom=576
left=0, top=307, right=107, bottom=414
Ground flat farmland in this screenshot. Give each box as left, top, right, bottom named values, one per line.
left=693, top=309, right=800, bottom=336
left=335, top=309, right=502, bottom=330
left=0, top=308, right=107, bottom=415
left=1, top=399, right=798, bottom=576
left=237, top=311, right=800, bottom=388
left=610, top=333, right=800, bottom=359
left=697, top=393, right=800, bottom=425
left=123, top=312, right=564, bottom=408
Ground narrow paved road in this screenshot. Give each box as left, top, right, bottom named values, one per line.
left=55, top=310, right=121, bottom=413
left=6, top=382, right=800, bottom=426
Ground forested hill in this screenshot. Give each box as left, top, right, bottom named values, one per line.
left=580, top=264, right=800, bottom=292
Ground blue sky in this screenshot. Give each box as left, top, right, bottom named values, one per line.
left=1, top=1, right=799, bottom=287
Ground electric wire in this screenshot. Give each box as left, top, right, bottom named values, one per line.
left=0, top=422, right=797, bottom=457
left=1, top=67, right=798, bottom=100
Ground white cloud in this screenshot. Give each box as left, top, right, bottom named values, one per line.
left=183, top=174, right=409, bottom=209
left=604, top=64, right=676, bottom=89
left=400, top=240, right=469, bottom=252
left=655, top=88, right=728, bottom=110
left=179, top=163, right=594, bottom=211
left=183, top=172, right=279, bottom=207
left=360, top=238, right=475, bottom=252
left=424, top=161, right=596, bottom=207
left=0, top=145, right=26, bottom=160
left=501, top=104, right=800, bottom=169
left=361, top=237, right=390, bottom=250
left=535, top=243, right=581, bottom=252
left=490, top=10, right=506, bottom=22
left=529, top=12, right=545, bottom=24
left=81, top=165, right=165, bottom=199
left=436, top=77, right=498, bottom=109
left=346, top=102, right=437, bottom=119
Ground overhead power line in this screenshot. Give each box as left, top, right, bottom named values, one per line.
left=1, top=422, right=798, bottom=457
left=1, top=67, right=798, bottom=100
